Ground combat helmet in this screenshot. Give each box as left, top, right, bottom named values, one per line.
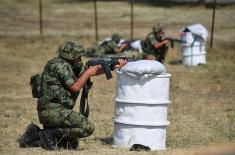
left=152, top=25, right=164, bottom=33
left=58, top=41, right=85, bottom=60
left=111, top=33, right=121, bottom=43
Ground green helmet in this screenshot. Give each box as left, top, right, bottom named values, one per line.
left=58, top=42, right=85, bottom=60
left=111, top=33, right=121, bottom=43
left=152, top=25, right=164, bottom=33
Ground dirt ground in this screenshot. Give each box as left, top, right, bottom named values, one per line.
left=0, top=0, right=234, bottom=154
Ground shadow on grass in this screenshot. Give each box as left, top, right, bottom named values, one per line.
left=169, top=60, right=182, bottom=65
left=99, top=136, right=113, bottom=145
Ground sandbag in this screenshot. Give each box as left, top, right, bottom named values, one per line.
left=119, top=60, right=166, bottom=80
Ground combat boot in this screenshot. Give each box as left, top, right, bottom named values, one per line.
left=39, top=128, right=62, bottom=151
left=19, top=123, right=41, bottom=148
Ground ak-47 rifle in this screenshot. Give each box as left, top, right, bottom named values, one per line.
left=73, top=56, right=133, bottom=80
left=85, top=56, right=132, bottom=80
left=164, top=37, right=186, bottom=48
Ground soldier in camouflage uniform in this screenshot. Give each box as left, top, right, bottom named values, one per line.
left=86, top=34, right=126, bottom=57
left=141, top=25, right=169, bottom=63
left=19, top=41, right=127, bottom=150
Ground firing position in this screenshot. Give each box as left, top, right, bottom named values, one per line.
left=141, top=25, right=169, bottom=62
left=86, top=34, right=127, bottom=57
left=19, top=41, right=127, bottom=150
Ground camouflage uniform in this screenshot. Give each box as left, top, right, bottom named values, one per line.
left=86, top=34, right=121, bottom=56
left=101, top=40, right=119, bottom=54
left=141, top=27, right=168, bottom=62
left=89, top=40, right=118, bottom=56
left=37, top=56, right=95, bottom=139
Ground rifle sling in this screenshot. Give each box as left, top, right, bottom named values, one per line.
left=80, top=78, right=93, bottom=118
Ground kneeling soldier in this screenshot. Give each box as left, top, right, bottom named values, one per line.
left=19, top=41, right=127, bottom=150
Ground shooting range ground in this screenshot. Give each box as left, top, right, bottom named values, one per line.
left=0, top=0, right=234, bottom=154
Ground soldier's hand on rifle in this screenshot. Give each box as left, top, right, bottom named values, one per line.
left=87, top=65, right=103, bottom=76
left=69, top=65, right=102, bottom=93
left=114, top=59, right=128, bottom=69
left=162, top=39, right=170, bottom=45
left=154, top=40, right=169, bottom=49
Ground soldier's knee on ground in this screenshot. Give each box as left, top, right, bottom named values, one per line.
left=70, top=121, right=95, bottom=138
left=85, top=122, right=95, bottom=136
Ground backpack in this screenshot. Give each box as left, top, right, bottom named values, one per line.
left=30, top=74, right=41, bottom=98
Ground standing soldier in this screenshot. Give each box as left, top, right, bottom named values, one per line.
left=141, top=25, right=169, bottom=62
left=19, top=41, right=127, bottom=150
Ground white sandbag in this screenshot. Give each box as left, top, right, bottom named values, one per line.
left=98, top=37, right=111, bottom=45
left=117, top=39, right=126, bottom=47
left=130, top=40, right=143, bottom=53
left=182, top=24, right=208, bottom=42
left=120, top=60, right=166, bottom=81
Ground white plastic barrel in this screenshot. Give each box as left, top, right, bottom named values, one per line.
left=113, top=66, right=171, bottom=151
left=180, top=24, right=208, bottom=66
left=181, top=32, right=206, bottom=66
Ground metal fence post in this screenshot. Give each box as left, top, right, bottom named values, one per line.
left=210, top=0, right=216, bottom=49
left=39, top=0, right=43, bottom=36
left=94, top=0, right=99, bottom=42
left=130, top=0, right=134, bottom=40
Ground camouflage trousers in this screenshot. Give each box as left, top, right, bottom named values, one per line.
left=87, top=45, right=106, bottom=57
left=38, top=106, right=95, bottom=138
left=142, top=47, right=168, bottom=62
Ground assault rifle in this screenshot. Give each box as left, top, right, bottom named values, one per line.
left=164, top=37, right=186, bottom=48
left=73, top=57, right=131, bottom=80
left=86, top=57, right=131, bottom=80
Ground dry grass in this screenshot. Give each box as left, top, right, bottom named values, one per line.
left=0, top=0, right=235, bottom=154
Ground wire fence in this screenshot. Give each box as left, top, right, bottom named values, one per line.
left=0, top=0, right=234, bottom=46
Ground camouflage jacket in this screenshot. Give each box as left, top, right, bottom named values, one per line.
left=100, top=39, right=118, bottom=54
left=142, top=32, right=159, bottom=53
left=37, top=57, right=84, bottom=110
